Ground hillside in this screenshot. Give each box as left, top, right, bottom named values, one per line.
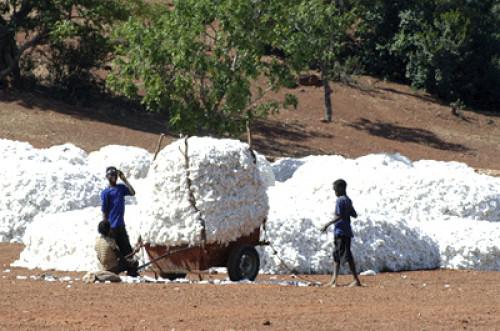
left=1, top=76, right=499, bottom=169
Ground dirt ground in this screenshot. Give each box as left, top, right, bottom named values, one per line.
left=1, top=77, right=500, bottom=330
left=1, top=244, right=499, bottom=330
left=1, top=76, right=499, bottom=169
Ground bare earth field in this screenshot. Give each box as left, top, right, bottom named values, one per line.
left=1, top=77, right=499, bottom=169
left=1, top=244, right=500, bottom=330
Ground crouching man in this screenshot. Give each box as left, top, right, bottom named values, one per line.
left=95, top=220, right=139, bottom=277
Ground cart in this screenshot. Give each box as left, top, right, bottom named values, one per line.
left=143, top=225, right=267, bottom=281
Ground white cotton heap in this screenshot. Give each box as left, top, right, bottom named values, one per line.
left=87, top=145, right=152, bottom=180
left=0, top=139, right=44, bottom=162
left=0, top=140, right=152, bottom=243
left=5, top=137, right=500, bottom=273
left=416, top=217, right=500, bottom=271
left=255, top=153, right=275, bottom=187
left=260, top=154, right=500, bottom=273
left=40, top=144, right=88, bottom=165
left=138, top=137, right=269, bottom=246
left=12, top=206, right=144, bottom=272
left=0, top=158, right=102, bottom=243
left=271, top=157, right=307, bottom=182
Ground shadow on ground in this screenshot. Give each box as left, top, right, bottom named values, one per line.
left=253, top=120, right=332, bottom=158
left=0, top=89, right=169, bottom=136
left=348, top=118, right=470, bottom=152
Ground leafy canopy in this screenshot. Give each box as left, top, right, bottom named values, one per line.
left=0, top=0, right=137, bottom=91
left=108, top=0, right=297, bottom=136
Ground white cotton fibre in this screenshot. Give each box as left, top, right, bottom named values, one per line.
left=138, top=137, right=269, bottom=246
left=87, top=145, right=152, bottom=180
left=13, top=206, right=144, bottom=272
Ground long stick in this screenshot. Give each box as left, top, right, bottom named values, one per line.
left=137, top=246, right=194, bottom=271
left=153, top=133, right=166, bottom=161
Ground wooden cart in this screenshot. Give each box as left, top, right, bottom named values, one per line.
left=143, top=226, right=266, bottom=281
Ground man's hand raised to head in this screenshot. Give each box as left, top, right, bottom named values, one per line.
left=118, top=169, right=126, bottom=181
left=118, top=169, right=136, bottom=196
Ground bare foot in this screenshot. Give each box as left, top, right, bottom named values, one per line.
left=322, top=280, right=336, bottom=287
left=348, top=280, right=362, bottom=287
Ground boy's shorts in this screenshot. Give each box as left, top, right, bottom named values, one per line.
left=333, top=236, right=353, bottom=265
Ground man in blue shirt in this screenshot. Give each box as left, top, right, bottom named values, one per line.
left=101, top=166, right=136, bottom=269
left=321, top=179, right=362, bottom=287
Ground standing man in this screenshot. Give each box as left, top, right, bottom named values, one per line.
left=101, top=166, right=136, bottom=257
left=321, top=179, right=362, bottom=287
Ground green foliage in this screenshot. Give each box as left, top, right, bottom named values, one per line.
left=108, top=0, right=297, bottom=136
left=278, top=0, right=358, bottom=80
left=356, top=0, right=500, bottom=108
left=0, top=0, right=136, bottom=92
left=275, top=0, right=358, bottom=121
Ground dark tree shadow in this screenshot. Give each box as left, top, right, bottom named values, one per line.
left=0, top=88, right=170, bottom=136
left=253, top=119, right=333, bottom=158
left=348, top=118, right=470, bottom=152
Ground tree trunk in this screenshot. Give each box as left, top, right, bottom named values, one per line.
left=321, top=70, right=333, bottom=122
left=0, top=31, right=20, bottom=86
left=246, top=118, right=253, bottom=148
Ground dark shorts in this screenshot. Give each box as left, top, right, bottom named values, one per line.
left=333, top=236, right=353, bottom=265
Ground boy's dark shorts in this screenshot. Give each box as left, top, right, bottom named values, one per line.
left=333, top=236, right=353, bottom=265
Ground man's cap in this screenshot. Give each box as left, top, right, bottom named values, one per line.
left=106, top=166, right=118, bottom=177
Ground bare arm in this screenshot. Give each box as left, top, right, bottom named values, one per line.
left=118, top=170, right=136, bottom=196
left=321, top=214, right=342, bottom=233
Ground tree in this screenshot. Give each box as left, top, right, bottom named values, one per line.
left=108, top=0, right=297, bottom=138
left=278, top=0, right=358, bottom=122
left=0, top=0, right=133, bottom=89
left=355, top=0, right=500, bottom=108
left=390, top=1, right=500, bottom=107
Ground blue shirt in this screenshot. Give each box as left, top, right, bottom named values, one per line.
left=334, top=195, right=357, bottom=238
left=101, top=184, right=131, bottom=229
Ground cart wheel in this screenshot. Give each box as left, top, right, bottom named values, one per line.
left=160, top=272, right=187, bottom=281
left=227, top=245, right=260, bottom=281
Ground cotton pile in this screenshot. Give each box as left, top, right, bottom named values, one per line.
left=261, top=154, right=500, bottom=273
left=416, top=217, right=500, bottom=271
left=12, top=206, right=144, bottom=271
left=0, top=140, right=152, bottom=243
left=87, top=145, right=152, bottom=180
left=0, top=151, right=101, bottom=243
left=5, top=137, right=500, bottom=274
left=139, top=137, right=269, bottom=246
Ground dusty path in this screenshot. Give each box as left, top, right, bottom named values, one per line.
left=1, top=244, right=499, bottom=330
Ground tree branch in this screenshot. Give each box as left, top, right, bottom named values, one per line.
left=244, top=85, right=273, bottom=112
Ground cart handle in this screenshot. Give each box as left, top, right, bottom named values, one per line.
left=137, top=246, right=194, bottom=271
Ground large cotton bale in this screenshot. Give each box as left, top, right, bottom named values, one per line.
left=139, top=137, right=269, bottom=246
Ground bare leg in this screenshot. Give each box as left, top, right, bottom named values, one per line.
left=323, top=261, right=340, bottom=287
left=347, top=258, right=362, bottom=287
